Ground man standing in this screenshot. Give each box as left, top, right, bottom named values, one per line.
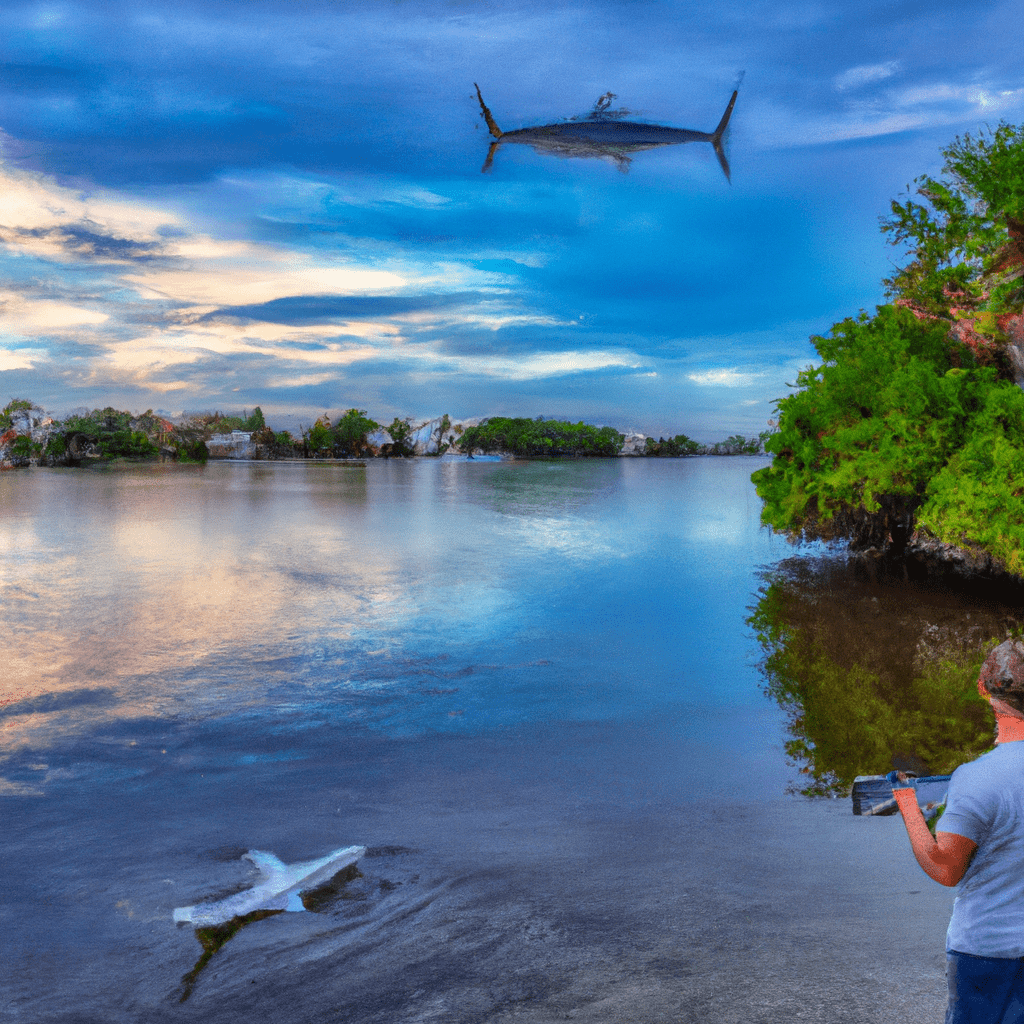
left=891, top=639, right=1024, bottom=1023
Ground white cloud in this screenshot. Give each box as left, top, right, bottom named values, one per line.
left=893, top=83, right=1024, bottom=111
left=451, top=349, right=642, bottom=380
left=124, top=257, right=405, bottom=306
left=834, top=62, right=901, bottom=91
left=0, top=161, right=179, bottom=261
left=687, top=368, right=762, bottom=387
left=0, top=346, right=45, bottom=371
left=0, top=155, right=556, bottom=394
left=0, top=290, right=108, bottom=334
left=756, top=83, right=1024, bottom=148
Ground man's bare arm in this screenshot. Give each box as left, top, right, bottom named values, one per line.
left=893, top=788, right=977, bottom=887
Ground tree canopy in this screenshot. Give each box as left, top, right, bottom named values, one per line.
left=457, top=417, right=624, bottom=458
left=754, top=120, right=1024, bottom=575
left=303, top=409, right=379, bottom=457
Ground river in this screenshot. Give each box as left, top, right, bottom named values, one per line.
left=0, top=457, right=999, bottom=1022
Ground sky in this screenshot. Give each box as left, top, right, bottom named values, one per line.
left=1, top=0, right=1023, bottom=440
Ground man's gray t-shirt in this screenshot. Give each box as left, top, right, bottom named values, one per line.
left=941, top=741, right=1024, bottom=957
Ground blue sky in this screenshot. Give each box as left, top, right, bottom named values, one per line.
left=1, top=0, right=1023, bottom=439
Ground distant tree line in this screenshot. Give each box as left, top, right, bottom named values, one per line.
left=644, top=432, right=772, bottom=457
left=0, top=397, right=773, bottom=467
left=457, top=417, right=624, bottom=457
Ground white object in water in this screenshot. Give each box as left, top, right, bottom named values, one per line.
left=173, top=845, right=365, bottom=926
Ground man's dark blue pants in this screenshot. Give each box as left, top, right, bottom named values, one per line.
left=947, top=950, right=1024, bottom=1023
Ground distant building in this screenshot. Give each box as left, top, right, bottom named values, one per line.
left=207, top=431, right=253, bottom=459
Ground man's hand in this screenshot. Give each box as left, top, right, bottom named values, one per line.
left=886, top=769, right=917, bottom=791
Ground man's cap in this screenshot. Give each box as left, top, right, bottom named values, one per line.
left=979, top=640, right=1024, bottom=698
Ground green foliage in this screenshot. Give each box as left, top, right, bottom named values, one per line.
left=49, top=406, right=160, bottom=462
left=457, top=417, right=624, bottom=457
left=645, top=434, right=705, bottom=456
left=753, top=305, right=991, bottom=545
left=882, top=122, right=1024, bottom=320
left=386, top=417, right=416, bottom=456
left=305, top=415, right=334, bottom=454
left=708, top=434, right=765, bottom=455
left=97, top=430, right=158, bottom=459
left=331, top=408, right=379, bottom=457
left=175, top=438, right=209, bottom=463
left=302, top=409, right=379, bottom=457
left=44, top=433, right=67, bottom=458
left=753, top=301, right=1024, bottom=558
left=916, top=385, right=1024, bottom=575
left=191, top=408, right=267, bottom=435
left=757, top=121, right=1024, bottom=569
left=10, top=435, right=38, bottom=459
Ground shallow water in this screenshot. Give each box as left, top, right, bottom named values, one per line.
left=0, top=458, right=972, bottom=1021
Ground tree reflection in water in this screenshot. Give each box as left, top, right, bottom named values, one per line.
left=749, top=555, right=1024, bottom=796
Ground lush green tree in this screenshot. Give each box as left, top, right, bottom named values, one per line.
left=332, top=408, right=379, bottom=457
left=882, top=122, right=1024, bottom=351
left=244, top=407, right=266, bottom=431
left=458, top=417, right=623, bottom=457
left=386, top=417, right=416, bottom=456
left=304, top=415, right=334, bottom=455
left=755, top=120, right=1024, bottom=572
left=300, top=409, right=379, bottom=457
left=645, top=434, right=705, bottom=456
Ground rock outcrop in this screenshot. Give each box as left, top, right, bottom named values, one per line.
left=618, top=433, right=648, bottom=456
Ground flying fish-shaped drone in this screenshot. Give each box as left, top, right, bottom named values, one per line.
left=474, top=85, right=738, bottom=178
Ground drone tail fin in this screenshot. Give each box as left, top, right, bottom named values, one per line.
left=712, top=90, right=738, bottom=142
left=711, top=90, right=737, bottom=183
left=474, top=84, right=504, bottom=139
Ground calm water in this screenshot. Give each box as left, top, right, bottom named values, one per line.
left=0, top=459, right=966, bottom=1023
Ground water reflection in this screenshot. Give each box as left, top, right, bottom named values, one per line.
left=0, top=464, right=390, bottom=765
left=750, top=554, right=1024, bottom=795
left=474, top=85, right=737, bottom=179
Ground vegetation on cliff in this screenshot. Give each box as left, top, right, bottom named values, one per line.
left=45, top=407, right=162, bottom=462
left=753, top=121, right=1024, bottom=575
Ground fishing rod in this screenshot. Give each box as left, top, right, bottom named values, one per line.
left=851, top=774, right=952, bottom=816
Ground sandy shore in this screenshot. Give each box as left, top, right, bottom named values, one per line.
left=3, top=729, right=953, bottom=1024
